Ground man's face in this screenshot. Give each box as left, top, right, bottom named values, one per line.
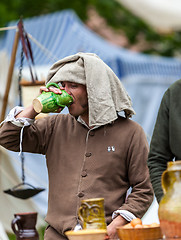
left=61, top=81, right=88, bottom=118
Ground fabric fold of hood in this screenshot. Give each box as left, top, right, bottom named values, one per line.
left=46, top=52, right=135, bottom=127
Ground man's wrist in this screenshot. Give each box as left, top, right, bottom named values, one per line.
left=112, top=210, right=136, bottom=222
left=0, top=106, right=35, bottom=128
left=15, top=104, right=38, bottom=119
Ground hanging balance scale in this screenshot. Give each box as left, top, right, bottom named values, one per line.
left=3, top=19, right=45, bottom=199
left=3, top=152, right=45, bottom=199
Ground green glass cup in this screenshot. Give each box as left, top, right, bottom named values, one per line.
left=33, top=82, right=73, bottom=113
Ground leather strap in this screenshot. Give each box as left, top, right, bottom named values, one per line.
left=17, top=18, right=38, bottom=82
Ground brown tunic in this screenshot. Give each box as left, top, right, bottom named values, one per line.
left=0, top=114, right=153, bottom=239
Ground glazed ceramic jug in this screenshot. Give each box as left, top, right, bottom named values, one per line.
left=33, top=82, right=73, bottom=113
left=158, top=160, right=181, bottom=239
left=11, top=212, right=39, bottom=240
left=78, top=198, right=107, bottom=230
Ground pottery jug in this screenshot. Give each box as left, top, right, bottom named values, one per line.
left=78, top=198, right=107, bottom=230
left=33, top=82, right=73, bottom=113
left=158, top=160, right=181, bottom=239
left=11, top=212, right=39, bottom=240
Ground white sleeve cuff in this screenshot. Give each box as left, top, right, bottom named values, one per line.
left=112, top=210, right=136, bottom=222
left=74, top=223, right=82, bottom=231
left=0, top=106, right=35, bottom=156
left=1, top=106, right=35, bottom=127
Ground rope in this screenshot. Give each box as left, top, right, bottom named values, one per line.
left=0, top=26, right=17, bottom=31
left=0, top=25, right=58, bottom=62
left=27, top=33, right=59, bottom=62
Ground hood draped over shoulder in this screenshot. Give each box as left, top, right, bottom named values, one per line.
left=46, top=52, right=135, bottom=127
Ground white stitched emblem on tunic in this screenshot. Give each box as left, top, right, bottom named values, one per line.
left=107, top=146, right=115, bottom=152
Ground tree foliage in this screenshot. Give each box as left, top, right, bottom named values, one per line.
left=0, top=0, right=181, bottom=57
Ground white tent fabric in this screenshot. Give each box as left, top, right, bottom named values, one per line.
left=0, top=52, right=46, bottom=234
left=0, top=146, right=45, bottom=233
left=0, top=221, right=9, bottom=240
left=117, top=0, right=181, bottom=31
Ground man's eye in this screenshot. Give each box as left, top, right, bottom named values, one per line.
left=71, top=84, right=78, bottom=88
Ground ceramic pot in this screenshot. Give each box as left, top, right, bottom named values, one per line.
left=158, top=160, right=181, bottom=239
left=11, top=212, right=39, bottom=240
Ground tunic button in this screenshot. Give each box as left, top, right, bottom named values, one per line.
left=77, top=192, right=84, bottom=198
left=89, top=131, right=95, bottom=136
left=85, top=152, right=92, bottom=157
left=81, top=170, right=87, bottom=177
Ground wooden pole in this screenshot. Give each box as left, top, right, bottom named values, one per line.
left=0, top=28, right=19, bottom=122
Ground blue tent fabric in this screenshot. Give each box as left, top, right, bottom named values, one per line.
left=1, top=9, right=181, bottom=223
left=1, top=9, right=181, bottom=81
left=1, top=10, right=126, bottom=75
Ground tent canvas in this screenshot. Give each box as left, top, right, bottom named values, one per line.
left=2, top=9, right=181, bottom=82
left=117, top=0, right=181, bottom=31
left=0, top=146, right=45, bottom=233
left=0, top=221, right=9, bottom=240
left=0, top=51, right=46, bottom=235
left=1, top=9, right=181, bottom=234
